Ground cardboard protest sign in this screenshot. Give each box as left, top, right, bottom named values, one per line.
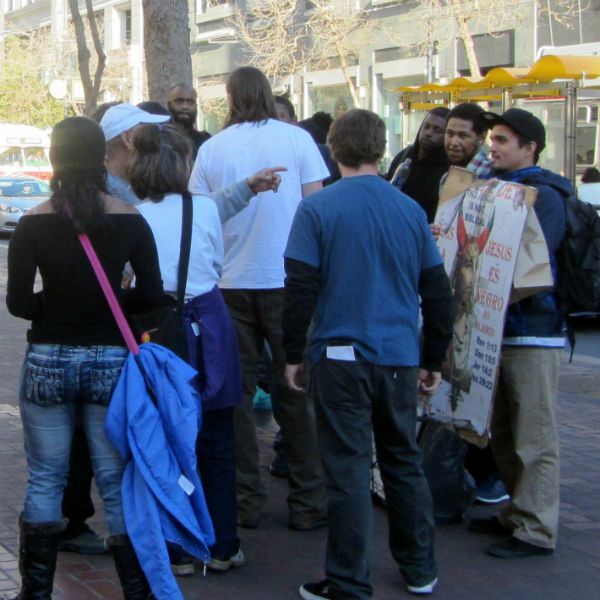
left=425, top=177, right=535, bottom=436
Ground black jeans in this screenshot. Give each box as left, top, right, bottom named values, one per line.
left=311, top=356, right=437, bottom=599
left=197, top=408, right=239, bottom=558
left=221, top=289, right=326, bottom=523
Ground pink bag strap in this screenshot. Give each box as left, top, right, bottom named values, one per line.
left=78, top=233, right=140, bottom=355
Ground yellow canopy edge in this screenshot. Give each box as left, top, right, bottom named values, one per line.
left=396, top=55, right=600, bottom=94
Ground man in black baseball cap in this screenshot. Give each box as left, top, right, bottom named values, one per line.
left=482, top=107, right=546, bottom=164
left=468, top=107, right=571, bottom=559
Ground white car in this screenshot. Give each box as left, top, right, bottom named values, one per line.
left=0, top=176, right=50, bottom=235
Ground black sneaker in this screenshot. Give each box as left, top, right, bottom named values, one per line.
left=57, top=524, right=107, bottom=555
left=486, top=537, right=554, bottom=559
left=299, top=580, right=334, bottom=600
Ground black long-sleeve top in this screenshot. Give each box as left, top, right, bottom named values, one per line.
left=283, top=258, right=452, bottom=371
left=7, top=202, right=164, bottom=346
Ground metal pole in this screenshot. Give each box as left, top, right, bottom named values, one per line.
left=564, top=80, right=577, bottom=185
left=401, top=94, right=410, bottom=148
left=501, top=88, right=513, bottom=111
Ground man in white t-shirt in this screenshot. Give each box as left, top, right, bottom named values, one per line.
left=189, top=66, right=330, bottom=531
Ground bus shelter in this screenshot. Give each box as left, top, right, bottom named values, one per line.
left=397, top=55, right=600, bottom=183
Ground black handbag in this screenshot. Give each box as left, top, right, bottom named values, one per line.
left=130, top=192, right=193, bottom=360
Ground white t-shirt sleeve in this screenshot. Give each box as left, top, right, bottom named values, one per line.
left=297, top=130, right=330, bottom=184
left=189, top=150, right=211, bottom=195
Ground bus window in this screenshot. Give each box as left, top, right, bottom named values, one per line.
left=24, top=147, right=49, bottom=167
left=0, top=147, right=23, bottom=167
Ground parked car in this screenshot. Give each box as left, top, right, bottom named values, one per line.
left=0, top=176, right=50, bottom=235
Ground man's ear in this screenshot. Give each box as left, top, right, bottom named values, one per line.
left=528, top=141, right=537, bottom=156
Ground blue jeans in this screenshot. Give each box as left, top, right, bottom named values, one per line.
left=311, top=356, right=436, bottom=599
left=20, top=344, right=128, bottom=534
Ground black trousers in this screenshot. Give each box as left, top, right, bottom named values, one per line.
left=311, top=355, right=436, bottom=599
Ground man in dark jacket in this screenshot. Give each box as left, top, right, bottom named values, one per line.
left=470, top=108, right=569, bottom=559
left=284, top=109, right=453, bottom=599
left=167, top=83, right=211, bottom=160
left=386, top=107, right=450, bottom=222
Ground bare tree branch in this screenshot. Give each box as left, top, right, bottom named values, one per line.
left=230, top=0, right=307, bottom=86
left=85, top=0, right=106, bottom=107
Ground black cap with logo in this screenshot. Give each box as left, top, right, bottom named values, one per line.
left=482, top=108, right=546, bottom=153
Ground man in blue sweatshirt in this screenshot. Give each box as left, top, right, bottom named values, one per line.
left=283, top=109, right=453, bottom=598
left=470, top=108, right=570, bottom=558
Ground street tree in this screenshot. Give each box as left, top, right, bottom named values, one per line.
left=68, top=0, right=106, bottom=115
left=306, top=0, right=373, bottom=108
left=231, top=0, right=370, bottom=107
left=0, top=32, right=65, bottom=127
left=231, top=0, right=307, bottom=87
left=142, top=0, right=193, bottom=105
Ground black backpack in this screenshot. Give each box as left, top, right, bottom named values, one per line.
left=555, top=193, right=600, bottom=356
left=556, top=194, right=600, bottom=313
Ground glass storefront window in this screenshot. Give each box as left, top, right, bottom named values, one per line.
left=379, top=76, right=427, bottom=172
left=311, top=85, right=354, bottom=119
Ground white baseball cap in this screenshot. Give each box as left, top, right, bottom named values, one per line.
left=100, top=103, right=170, bottom=142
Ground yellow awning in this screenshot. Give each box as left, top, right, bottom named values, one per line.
left=396, top=54, right=600, bottom=94
left=527, top=54, right=600, bottom=81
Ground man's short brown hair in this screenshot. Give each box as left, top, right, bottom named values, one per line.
left=327, top=109, right=386, bottom=168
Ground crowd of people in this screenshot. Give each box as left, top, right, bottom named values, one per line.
left=4, top=63, right=572, bottom=600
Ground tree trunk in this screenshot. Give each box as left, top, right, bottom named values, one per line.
left=450, top=0, right=481, bottom=77
left=68, top=0, right=106, bottom=115
left=335, top=39, right=360, bottom=108
left=142, top=0, right=193, bottom=105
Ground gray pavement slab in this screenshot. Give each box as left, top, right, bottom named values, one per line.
left=1, top=242, right=599, bottom=599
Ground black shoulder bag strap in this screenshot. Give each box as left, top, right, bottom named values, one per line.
left=177, top=192, right=193, bottom=314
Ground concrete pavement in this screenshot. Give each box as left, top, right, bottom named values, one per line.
left=1, top=242, right=600, bottom=599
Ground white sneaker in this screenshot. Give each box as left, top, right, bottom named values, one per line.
left=407, top=577, right=438, bottom=595
left=207, top=548, right=246, bottom=572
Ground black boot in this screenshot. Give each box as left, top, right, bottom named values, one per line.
left=107, top=534, right=153, bottom=600
left=8, top=513, right=66, bottom=600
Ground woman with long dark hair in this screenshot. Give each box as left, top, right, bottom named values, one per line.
left=128, top=122, right=245, bottom=575
left=6, top=116, right=164, bottom=599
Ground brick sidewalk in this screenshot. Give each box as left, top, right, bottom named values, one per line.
left=1, top=243, right=600, bottom=599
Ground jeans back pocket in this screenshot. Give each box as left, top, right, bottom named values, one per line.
left=83, top=364, right=124, bottom=406
left=24, top=363, right=65, bottom=407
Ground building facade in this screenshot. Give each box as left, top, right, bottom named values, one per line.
left=2, top=0, right=600, bottom=165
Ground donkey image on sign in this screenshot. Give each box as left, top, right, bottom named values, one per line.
left=442, top=207, right=494, bottom=410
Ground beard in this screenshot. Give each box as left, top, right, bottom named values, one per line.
left=173, top=110, right=197, bottom=128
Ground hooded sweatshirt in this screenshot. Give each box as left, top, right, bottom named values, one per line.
left=495, top=166, right=571, bottom=347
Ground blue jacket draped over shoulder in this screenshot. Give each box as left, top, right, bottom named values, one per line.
left=105, top=343, right=215, bottom=600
